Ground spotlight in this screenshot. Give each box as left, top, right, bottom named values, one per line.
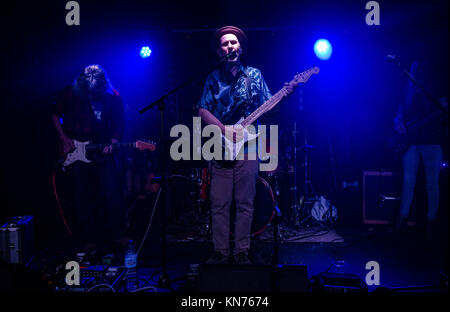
left=140, top=46, right=152, bottom=58
left=314, top=39, right=332, bottom=60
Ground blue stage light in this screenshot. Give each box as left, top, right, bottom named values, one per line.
left=140, top=46, right=152, bottom=58
left=314, top=39, right=332, bottom=60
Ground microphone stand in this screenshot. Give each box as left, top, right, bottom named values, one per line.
left=138, top=51, right=236, bottom=289
left=388, top=57, right=448, bottom=114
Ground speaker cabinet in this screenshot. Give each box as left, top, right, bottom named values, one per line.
left=363, top=171, right=415, bottom=225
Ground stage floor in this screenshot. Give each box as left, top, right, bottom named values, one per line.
left=139, top=228, right=448, bottom=292
left=3, top=224, right=447, bottom=292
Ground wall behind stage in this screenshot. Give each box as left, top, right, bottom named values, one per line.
left=1, top=0, right=448, bottom=233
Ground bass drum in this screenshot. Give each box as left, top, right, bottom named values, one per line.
left=251, top=176, right=276, bottom=237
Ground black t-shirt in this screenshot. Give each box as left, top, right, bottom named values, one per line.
left=399, top=60, right=447, bottom=145
left=53, top=85, right=124, bottom=143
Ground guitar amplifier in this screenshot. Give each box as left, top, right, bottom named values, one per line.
left=0, top=216, right=34, bottom=264
left=363, top=171, right=415, bottom=225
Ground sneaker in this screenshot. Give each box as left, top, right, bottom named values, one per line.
left=233, top=252, right=251, bottom=265
left=206, top=251, right=229, bottom=264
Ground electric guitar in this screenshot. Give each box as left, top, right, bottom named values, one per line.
left=222, top=66, right=320, bottom=160
left=389, top=108, right=448, bottom=154
left=61, top=139, right=156, bottom=168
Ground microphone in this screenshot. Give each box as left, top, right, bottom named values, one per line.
left=385, top=54, right=397, bottom=62
left=215, top=50, right=238, bottom=66
left=225, top=50, right=237, bottom=59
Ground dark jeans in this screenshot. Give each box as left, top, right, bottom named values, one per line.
left=210, top=158, right=259, bottom=256
left=399, top=144, right=442, bottom=222
left=62, top=157, right=125, bottom=248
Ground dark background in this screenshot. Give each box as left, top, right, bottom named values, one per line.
left=1, top=0, right=448, bottom=241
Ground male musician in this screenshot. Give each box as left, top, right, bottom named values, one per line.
left=52, top=64, right=126, bottom=254
left=198, top=26, right=295, bottom=264
left=394, top=52, right=448, bottom=240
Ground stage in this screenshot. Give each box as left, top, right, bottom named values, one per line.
left=2, top=220, right=447, bottom=293
left=1, top=0, right=449, bottom=299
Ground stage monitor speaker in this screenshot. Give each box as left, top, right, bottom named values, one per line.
left=311, top=272, right=367, bottom=292
left=195, top=264, right=309, bottom=292
left=363, top=171, right=415, bottom=225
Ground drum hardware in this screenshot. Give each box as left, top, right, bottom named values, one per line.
left=271, top=202, right=283, bottom=265
left=290, top=116, right=318, bottom=227
left=250, top=176, right=276, bottom=237
left=290, top=122, right=301, bottom=226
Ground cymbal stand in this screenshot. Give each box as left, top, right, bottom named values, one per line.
left=290, top=122, right=301, bottom=226
left=298, top=124, right=317, bottom=226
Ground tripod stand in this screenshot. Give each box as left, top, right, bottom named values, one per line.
left=290, top=109, right=317, bottom=227
left=297, top=126, right=317, bottom=226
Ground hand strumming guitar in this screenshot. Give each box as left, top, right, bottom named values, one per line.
left=224, top=125, right=244, bottom=143
left=60, top=135, right=75, bottom=155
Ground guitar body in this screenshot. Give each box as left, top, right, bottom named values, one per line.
left=389, top=109, right=447, bottom=155
left=63, top=140, right=92, bottom=168
left=222, top=117, right=260, bottom=160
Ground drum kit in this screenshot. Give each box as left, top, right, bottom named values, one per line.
left=125, top=121, right=320, bottom=240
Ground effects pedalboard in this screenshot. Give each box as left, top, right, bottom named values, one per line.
left=56, top=265, right=125, bottom=292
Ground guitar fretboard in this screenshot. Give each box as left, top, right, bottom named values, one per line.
left=85, top=142, right=136, bottom=151
left=240, top=67, right=316, bottom=128
left=241, top=88, right=287, bottom=128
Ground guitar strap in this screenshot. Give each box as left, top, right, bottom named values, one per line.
left=244, top=68, right=252, bottom=106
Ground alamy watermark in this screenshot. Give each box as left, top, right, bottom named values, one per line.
left=65, top=1, right=80, bottom=26
left=365, top=261, right=380, bottom=286
left=65, top=261, right=80, bottom=286
left=365, top=1, right=380, bottom=26
left=169, top=117, right=278, bottom=172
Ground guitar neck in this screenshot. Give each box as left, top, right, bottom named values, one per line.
left=85, top=142, right=136, bottom=151
left=237, top=66, right=318, bottom=127
left=241, top=87, right=286, bottom=128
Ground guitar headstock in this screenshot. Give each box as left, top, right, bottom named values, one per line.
left=291, top=66, right=320, bottom=86
left=136, top=139, right=156, bottom=151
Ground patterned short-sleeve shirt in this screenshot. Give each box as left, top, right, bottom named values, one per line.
left=198, top=63, right=272, bottom=125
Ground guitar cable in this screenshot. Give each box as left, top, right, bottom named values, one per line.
left=52, top=162, right=73, bottom=236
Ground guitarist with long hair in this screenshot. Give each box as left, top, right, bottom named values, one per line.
left=51, top=64, right=126, bottom=255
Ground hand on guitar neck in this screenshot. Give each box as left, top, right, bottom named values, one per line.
left=395, top=120, right=407, bottom=135
left=283, top=81, right=297, bottom=96
left=102, top=138, right=118, bottom=154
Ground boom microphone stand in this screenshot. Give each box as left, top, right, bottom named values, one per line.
left=138, top=51, right=237, bottom=288
left=386, top=54, right=448, bottom=114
